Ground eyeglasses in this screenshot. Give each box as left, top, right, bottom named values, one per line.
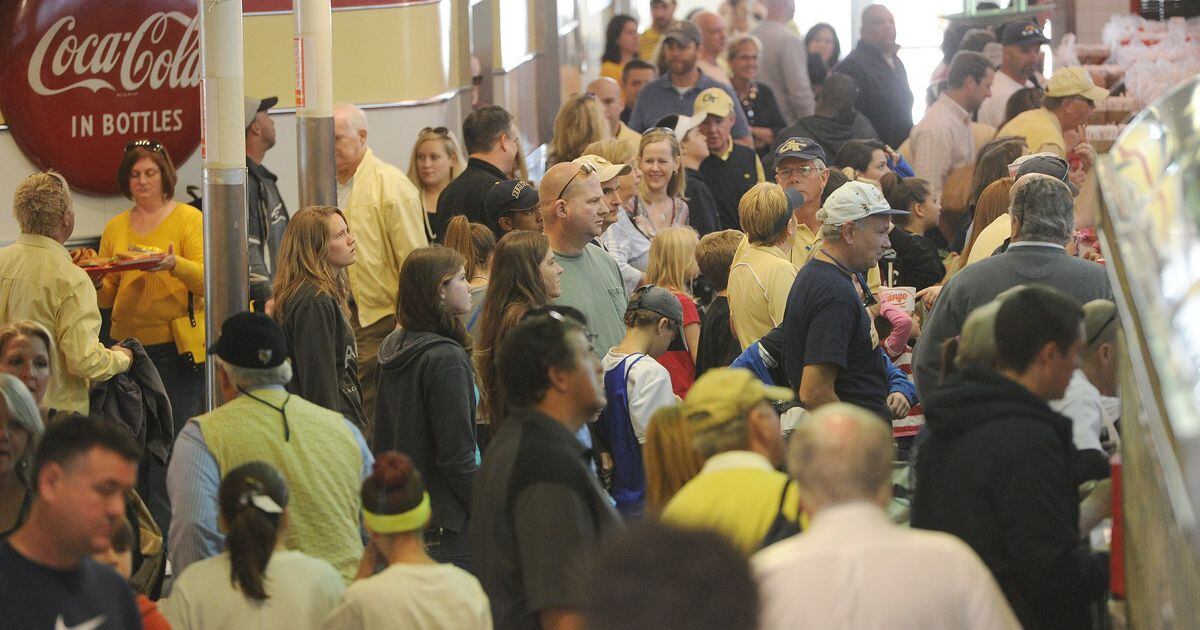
left=421, top=127, right=450, bottom=136
left=776, top=165, right=825, bottom=180
left=125, top=139, right=164, bottom=154
left=555, top=162, right=597, bottom=202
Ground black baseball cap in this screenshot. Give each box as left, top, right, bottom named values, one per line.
left=208, top=311, right=288, bottom=369
left=773, top=137, right=827, bottom=167
left=1000, top=21, right=1049, bottom=47
left=485, top=179, right=540, bottom=227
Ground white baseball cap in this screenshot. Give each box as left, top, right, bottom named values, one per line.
left=818, top=181, right=909, bottom=225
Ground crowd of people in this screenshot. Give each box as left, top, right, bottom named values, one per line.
left=0, top=1, right=1125, bottom=628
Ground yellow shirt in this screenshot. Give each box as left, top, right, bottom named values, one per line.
left=341, top=147, right=430, bottom=327
left=639, top=26, right=665, bottom=61
left=728, top=243, right=797, bottom=349
left=965, top=213, right=1012, bottom=267
left=996, top=107, right=1066, bottom=158
left=733, top=223, right=881, bottom=298
left=98, top=203, right=205, bottom=346
left=601, top=60, right=624, bottom=83
left=0, top=234, right=132, bottom=413
left=662, top=451, right=803, bottom=555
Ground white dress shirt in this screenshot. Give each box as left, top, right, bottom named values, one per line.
left=908, top=92, right=975, bottom=197
left=978, top=70, right=1034, bottom=129
left=754, top=501, right=1020, bottom=630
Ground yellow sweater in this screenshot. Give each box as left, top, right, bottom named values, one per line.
left=98, top=203, right=205, bottom=345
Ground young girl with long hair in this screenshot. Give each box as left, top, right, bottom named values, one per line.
left=601, top=128, right=690, bottom=295
left=162, top=461, right=345, bottom=629
left=271, top=206, right=366, bottom=431
left=374, top=247, right=478, bottom=569
left=644, top=227, right=702, bottom=397
left=474, top=231, right=563, bottom=432
left=324, top=451, right=491, bottom=629
left=442, top=215, right=496, bottom=329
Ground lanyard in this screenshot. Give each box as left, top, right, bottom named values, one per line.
left=818, top=249, right=877, bottom=308
left=239, top=387, right=292, bottom=441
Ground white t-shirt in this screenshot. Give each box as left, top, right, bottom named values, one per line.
left=321, top=562, right=492, bottom=630
left=602, top=350, right=678, bottom=443
left=161, top=550, right=345, bottom=630
left=1051, top=369, right=1115, bottom=453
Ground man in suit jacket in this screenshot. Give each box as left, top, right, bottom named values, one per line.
left=912, top=174, right=1112, bottom=394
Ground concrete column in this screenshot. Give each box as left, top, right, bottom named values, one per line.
left=294, top=0, right=337, bottom=209
left=198, top=0, right=249, bottom=409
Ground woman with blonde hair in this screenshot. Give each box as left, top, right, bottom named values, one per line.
left=548, top=93, right=611, bottom=166
left=643, top=405, right=704, bottom=515
left=959, top=177, right=1016, bottom=269
left=442, top=216, right=496, bottom=326
left=272, top=206, right=366, bottom=431
left=601, top=128, right=690, bottom=295
left=474, top=231, right=563, bottom=434
left=645, top=226, right=702, bottom=397
left=374, top=247, right=478, bottom=569
left=406, top=127, right=468, bottom=241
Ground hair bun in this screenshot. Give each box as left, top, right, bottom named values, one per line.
left=371, top=451, right=415, bottom=489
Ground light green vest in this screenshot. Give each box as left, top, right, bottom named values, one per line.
left=196, top=388, right=364, bottom=583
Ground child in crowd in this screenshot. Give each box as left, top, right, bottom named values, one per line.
left=598, top=285, right=684, bottom=517
left=644, top=227, right=702, bottom=397
left=880, top=173, right=945, bottom=292
left=93, top=517, right=170, bottom=630
left=323, top=451, right=491, bottom=629
left=443, top=215, right=496, bottom=328
left=161, top=462, right=345, bottom=629
left=693, top=229, right=745, bottom=378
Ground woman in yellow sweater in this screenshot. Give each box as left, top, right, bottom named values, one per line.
left=97, top=139, right=204, bottom=530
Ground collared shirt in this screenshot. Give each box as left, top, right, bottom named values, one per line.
left=997, top=106, right=1066, bottom=157
left=714, top=139, right=766, bottom=180
left=728, top=243, right=798, bottom=349
left=733, top=224, right=882, bottom=294
left=909, top=92, right=976, bottom=196
left=754, top=502, right=1020, bottom=630
left=0, top=234, right=131, bottom=413
left=627, top=71, right=752, bottom=139
left=166, top=385, right=373, bottom=574
left=978, top=70, right=1035, bottom=128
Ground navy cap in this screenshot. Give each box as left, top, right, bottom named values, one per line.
left=773, top=137, right=827, bottom=167
left=1000, top=21, right=1049, bottom=46
left=485, top=179, right=540, bottom=227
left=208, top=312, right=288, bottom=369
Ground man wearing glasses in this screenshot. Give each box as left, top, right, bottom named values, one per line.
left=997, top=66, right=1107, bottom=163
left=541, top=161, right=628, bottom=359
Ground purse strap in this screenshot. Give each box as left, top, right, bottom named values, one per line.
left=187, top=292, right=197, bottom=327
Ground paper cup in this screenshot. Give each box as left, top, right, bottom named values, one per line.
left=880, top=286, right=916, bottom=313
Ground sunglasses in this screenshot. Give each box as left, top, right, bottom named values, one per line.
left=125, top=139, right=164, bottom=154
left=646, top=126, right=677, bottom=136
left=422, top=127, right=451, bottom=136
left=555, top=162, right=598, bottom=202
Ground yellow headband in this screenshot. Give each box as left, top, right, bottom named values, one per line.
left=362, top=492, right=431, bottom=534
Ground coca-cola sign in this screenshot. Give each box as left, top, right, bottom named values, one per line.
left=0, top=1, right=200, bottom=195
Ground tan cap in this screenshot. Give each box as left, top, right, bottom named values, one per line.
left=681, top=368, right=794, bottom=433
left=1044, top=67, right=1109, bottom=102
left=693, top=87, right=734, bottom=119
left=573, top=154, right=632, bottom=183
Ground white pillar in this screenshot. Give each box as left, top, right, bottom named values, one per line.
left=294, top=0, right=336, bottom=208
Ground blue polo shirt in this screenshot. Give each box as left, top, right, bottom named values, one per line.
left=627, top=71, right=751, bottom=139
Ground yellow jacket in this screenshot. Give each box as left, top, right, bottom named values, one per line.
left=0, top=234, right=131, bottom=413
left=341, top=148, right=429, bottom=328
left=98, top=203, right=205, bottom=346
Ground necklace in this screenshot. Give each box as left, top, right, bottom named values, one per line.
left=738, top=81, right=758, bottom=119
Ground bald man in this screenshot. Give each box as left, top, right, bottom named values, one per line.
left=754, top=403, right=1019, bottom=630
left=542, top=162, right=627, bottom=356
left=691, top=10, right=732, bottom=86
left=587, top=77, right=642, bottom=157
left=832, top=4, right=914, bottom=147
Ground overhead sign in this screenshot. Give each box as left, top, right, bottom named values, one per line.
left=0, top=1, right=201, bottom=195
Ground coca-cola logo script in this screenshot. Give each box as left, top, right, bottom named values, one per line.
left=0, top=1, right=201, bottom=195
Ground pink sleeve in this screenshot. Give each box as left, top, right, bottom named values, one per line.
left=879, top=301, right=913, bottom=358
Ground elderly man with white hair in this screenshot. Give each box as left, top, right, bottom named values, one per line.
left=167, top=312, right=373, bottom=583
left=755, top=403, right=1020, bottom=630
left=912, top=173, right=1112, bottom=394
left=333, top=102, right=428, bottom=422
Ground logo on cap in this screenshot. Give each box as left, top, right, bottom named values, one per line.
left=777, top=138, right=809, bottom=154
left=1022, top=24, right=1039, bottom=37
left=511, top=180, right=530, bottom=199
left=701, top=92, right=719, bottom=104
left=258, top=349, right=273, bottom=365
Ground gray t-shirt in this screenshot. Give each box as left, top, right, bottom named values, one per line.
left=554, top=243, right=627, bottom=357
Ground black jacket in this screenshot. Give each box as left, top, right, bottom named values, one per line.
left=700, top=144, right=759, bottom=232
left=684, top=168, right=722, bottom=236
left=833, top=41, right=914, bottom=148
left=776, top=110, right=880, bottom=161
left=432, top=157, right=506, bottom=239
left=280, top=282, right=366, bottom=429
left=889, top=227, right=945, bottom=292
left=912, top=366, right=1108, bottom=630
left=90, top=339, right=173, bottom=465
left=374, top=328, right=478, bottom=533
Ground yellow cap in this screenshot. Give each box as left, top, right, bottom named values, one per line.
left=573, top=154, right=632, bottom=182
left=681, top=368, right=794, bottom=433
left=693, top=87, right=735, bottom=119
left=1044, top=67, right=1109, bottom=102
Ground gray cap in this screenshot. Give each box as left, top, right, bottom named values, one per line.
left=662, top=21, right=702, bottom=48
left=243, top=96, right=278, bottom=129
left=1013, top=153, right=1079, bottom=195
left=627, top=285, right=684, bottom=324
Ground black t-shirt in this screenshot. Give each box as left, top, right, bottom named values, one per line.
left=890, top=227, right=945, bottom=292
left=695, top=296, right=742, bottom=378
left=782, top=259, right=888, bottom=420
left=0, top=540, right=142, bottom=629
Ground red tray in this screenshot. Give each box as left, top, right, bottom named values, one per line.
left=81, top=254, right=167, bottom=278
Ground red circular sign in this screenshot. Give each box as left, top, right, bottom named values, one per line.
left=0, top=1, right=201, bottom=196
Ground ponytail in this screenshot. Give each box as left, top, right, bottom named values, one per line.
left=880, top=173, right=930, bottom=226
left=217, top=462, right=289, bottom=601
left=443, top=215, right=496, bottom=281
